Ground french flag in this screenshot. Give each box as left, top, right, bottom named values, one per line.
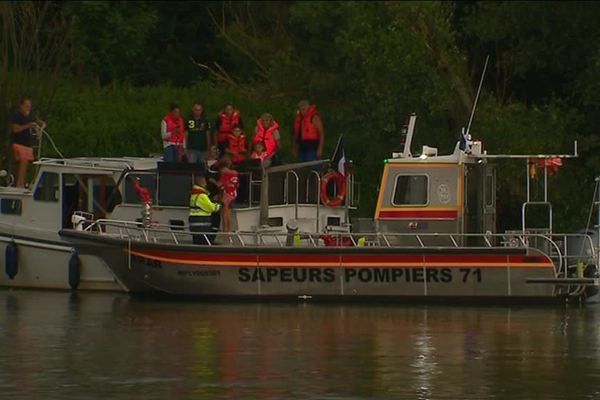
left=331, top=135, right=346, bottom=176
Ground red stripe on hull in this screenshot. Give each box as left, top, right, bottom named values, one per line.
left=128, top=250, right=554, bottom=268
left=378, top=210, right=458, bottom=219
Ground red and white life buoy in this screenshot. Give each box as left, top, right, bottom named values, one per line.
left=320, top=171, right=346, bottom=207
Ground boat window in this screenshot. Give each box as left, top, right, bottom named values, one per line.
left=169, top=219, right=185, bottom=231
left=392, top=175, right=428, bottom=206
left=124, top=173, right=156, bottom=204
left=92, top=176, right=121, bottom=214
left=327, top=216, right=341, bottom=226
left=1, top=199, right=22, bottom=215
left=34, top=172, right=59, bottom=202
left=268, top=217, right=283, bottom=227
left=158, top=172, right=192, bottom=207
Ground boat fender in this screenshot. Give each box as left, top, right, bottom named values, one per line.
left=5, top=242, right=17, bottom=279
left=584, top=264, right=599, bottom=298
left=68, top=250, right=81, bottom=290
left=320, top=171, right=346, bottom=208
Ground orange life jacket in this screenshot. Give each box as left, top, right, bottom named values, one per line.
left=294, top=105, right=320, bottom=142
left=164, top=114, right=185, bottom=145
left=227, top=134, right=247, bottom=164
left=254, top=119, right=279, bottom=156
left=217, top=110, right=241, bottom=143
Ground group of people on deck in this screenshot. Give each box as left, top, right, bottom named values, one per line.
left=6, top=96, right=326, bottom=245
left=166, top=100, right=326, bottom=244
left=161, top=100, right=325, bottom=166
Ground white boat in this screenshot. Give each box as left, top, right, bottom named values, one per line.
left=0, top=157, right=198, bottom=290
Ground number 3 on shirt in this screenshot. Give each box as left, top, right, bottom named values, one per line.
left=188, top=120, right=195, bottom=129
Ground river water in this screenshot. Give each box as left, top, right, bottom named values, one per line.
left=1, top=290, right=600, bottom=399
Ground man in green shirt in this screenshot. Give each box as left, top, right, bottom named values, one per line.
left=186, top=102, right=213, bottom=164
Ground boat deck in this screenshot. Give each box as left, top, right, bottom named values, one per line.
left=75, top=219, right=596, bottom=280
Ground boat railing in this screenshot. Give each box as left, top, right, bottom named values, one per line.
left=79, top=220, right=597, bottom=276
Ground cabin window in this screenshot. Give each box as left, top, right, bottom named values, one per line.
left=392, top=175, right=428, bottom=206
left=268, top=217, right=283, bottom=227
left=124, top=173, right=156, bottom=204
left=1, top=199, right=22, bottom=215
left=92, top=177, right=121, bottom=214
left=327, top=216, right=341, bottom=226
left=169, top=219, right=185, bottom=231
left=34, top=172, right=59, bottom=202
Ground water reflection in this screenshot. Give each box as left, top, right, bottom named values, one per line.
left=1, top=290, right=600, bottom=399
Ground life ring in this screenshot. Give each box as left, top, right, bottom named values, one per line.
left=320, top=171, right=346, bottom=208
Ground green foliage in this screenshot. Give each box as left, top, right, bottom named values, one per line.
left=41, top=78, right=292, bottom=158
left=6, top=1, right=600, bottom=230
left=66, top=1, right=158, bottom=83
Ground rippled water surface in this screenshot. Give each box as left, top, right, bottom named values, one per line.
left=1, top=290, right=600, bottom=399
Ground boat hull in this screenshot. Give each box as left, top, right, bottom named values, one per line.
left=61, top=230, right=564, bottom=301
left=0, top=234, right=122, bottom=291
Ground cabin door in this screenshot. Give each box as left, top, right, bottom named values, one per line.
left=483, top=165, right=496, bottom=234
left=62, top=174, right=117, bottom=229
left=62, top=174, right=89, bottom=229
left=464, top=164, right=484, bottom=235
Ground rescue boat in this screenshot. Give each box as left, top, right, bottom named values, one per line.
left=59, top=115, right=600, bottom=302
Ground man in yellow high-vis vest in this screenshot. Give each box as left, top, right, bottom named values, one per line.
left=189, top=175, right=221, bottom=245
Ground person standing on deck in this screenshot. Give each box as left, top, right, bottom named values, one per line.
left=161, top=103, right=186, bottom=162
left=226, top=125, right=247, bottom=165
left=189, top=175, right=221, bottom=245
left=186, top=102, right=212, bottom=164
left=292, top=100, right=324, bottom=162
left=253, top=113, right=281, bottom=164
left=215, top=104, right=243, bottom=157
left=10, top=97, right=46, bottom=188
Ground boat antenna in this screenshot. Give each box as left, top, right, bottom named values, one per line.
left=465, top=55, right=490, bottom=137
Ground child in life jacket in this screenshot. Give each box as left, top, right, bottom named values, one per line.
left=226, top=125, right=247, bottom=165
left=251, top=142, right=268, bottom=161
left=211, top=154, right=239, bottom=236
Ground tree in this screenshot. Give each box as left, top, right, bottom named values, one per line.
left=0, top=1, right=76, bottom=163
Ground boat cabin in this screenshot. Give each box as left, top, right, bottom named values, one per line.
left=0, top=155, right=356, bottom=244
left=372, top=115, right=576, bottom=246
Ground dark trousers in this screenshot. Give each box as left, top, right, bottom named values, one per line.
left=189, top=215, right=212, bottom=245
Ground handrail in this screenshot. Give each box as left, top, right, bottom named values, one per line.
left=285, top=170, right=300, bottom=219
left=307, top=170, right=322, bottom=232
left=78, top=219, right=598, bottom=269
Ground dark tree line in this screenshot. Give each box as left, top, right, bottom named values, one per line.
left=2, top=1, right=600, bottom=229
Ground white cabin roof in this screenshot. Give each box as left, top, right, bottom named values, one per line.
left=34, top=157, right=161, bottom=172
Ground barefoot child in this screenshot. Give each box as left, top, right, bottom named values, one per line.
left=211, top=154, right=239, bottom=235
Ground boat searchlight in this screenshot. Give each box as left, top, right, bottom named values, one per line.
left=419, top=145, right=438, bottom=159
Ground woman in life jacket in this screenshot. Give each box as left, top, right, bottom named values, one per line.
left=253, top=113, right=281, bottom=164
left=215, top=104, right=243, bottom=157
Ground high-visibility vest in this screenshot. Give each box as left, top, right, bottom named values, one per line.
left=189, top=185, right=220, bottom=217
